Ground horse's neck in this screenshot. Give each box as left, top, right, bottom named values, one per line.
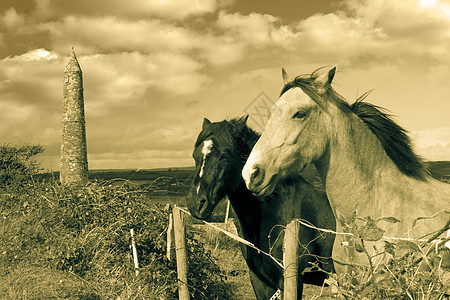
left=315, top=111, right=446, bottom=230
left=228, top=128, right=264, bottom=241
left=228, top=181, right=262, bottom=234
left=228, top=127, right=260, bottom=221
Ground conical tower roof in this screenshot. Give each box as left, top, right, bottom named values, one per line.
left=64, top=48, right=82, bottom=73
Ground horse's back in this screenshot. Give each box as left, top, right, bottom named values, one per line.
left=379, top=176, right=450, bottom=238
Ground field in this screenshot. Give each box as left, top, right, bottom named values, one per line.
left=86, top=162, right=450, bottom=298
left=5, top=161, right=449, bottom=299
left=87, top=160, right=450, bottom=188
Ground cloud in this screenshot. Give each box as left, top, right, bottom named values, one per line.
left=216, top=11, right=279, bottom=46
left=6, top=48, right=58, bottom=61
left=42, top=16, right=210, bottom=55
left=40, top=14, right=251, bottom=67
left=0, top=49, right=62, bottom=148
left=411, top=127, right=450, bottom=161
left=34, top=0, right=218, bottom=21
left=0, top=7, right=26, bottom=29
left=79, top=51, right=209, bottom=117
left=207, top=0, right=450, bottom=68
left=1, top=0, right=449, bottom=171
left=347, top=0, right=450, bottom=36
left=0, top=47, right=205, bottom=160
left=0, top=49, right=61, bottom=105
left=343, top=0, right=450, bottom=63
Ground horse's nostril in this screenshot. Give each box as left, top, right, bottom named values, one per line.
left=198, top=198, right=208, bottom=214
left=251, top=166, right=260, bottom=180
left=250, top=164, right=265, bottom=187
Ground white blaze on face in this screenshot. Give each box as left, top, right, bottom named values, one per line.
left=197, top=140, right=213, bottom=194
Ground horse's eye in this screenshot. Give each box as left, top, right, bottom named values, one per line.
left=293, top=111, right=306, bottom=119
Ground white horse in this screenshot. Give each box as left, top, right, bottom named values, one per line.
left=242, top=67, right=450, bottom=269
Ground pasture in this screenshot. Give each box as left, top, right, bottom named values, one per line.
left=2, top=158, right=449, bottom=299
left=87, top=161, right=449, bottom=199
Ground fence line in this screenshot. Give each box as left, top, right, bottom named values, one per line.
left=294, top=218, right=449, bottom=243
left=173, top=205, right=449, bottom=300
left=175, top=205, right=284, bottom=269
left=175, top=206, right=449, bottom=269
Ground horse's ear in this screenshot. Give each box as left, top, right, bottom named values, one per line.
left=235, top=115, right=249, bottom=131
left=239, top=115, right=249, bottom=125
left=314, top=66, right=336, bottom=87
left=282, top=67, right=290, bottom=85
left=202, top=118, right=211, bottom=129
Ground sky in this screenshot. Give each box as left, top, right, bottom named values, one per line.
left=0, top=0, right=449, bottom=170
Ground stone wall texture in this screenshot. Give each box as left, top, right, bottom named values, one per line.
left=60, top=50, right=88, bottom=186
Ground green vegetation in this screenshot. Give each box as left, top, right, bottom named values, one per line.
left=2, top=145, right=449, bottom=299
left=0, top=144, right=43, bottom=186
left=323, top=215, right=450, bottom=299
left=0, top=145, right=232, bottom=299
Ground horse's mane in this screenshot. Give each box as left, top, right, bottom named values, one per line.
left=349, top=94, right=428, bottom=180
left=281, top=71, right=429, bottom=181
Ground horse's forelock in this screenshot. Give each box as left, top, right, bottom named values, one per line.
left=280, top=75, right=347, bottom=113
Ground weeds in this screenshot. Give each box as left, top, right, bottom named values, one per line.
left=311, top=214, right=450, bottom=299
left=0, top=177, right=233, bottom=299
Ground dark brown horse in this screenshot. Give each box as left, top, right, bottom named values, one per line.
left=188, top=116, right=336, bottom=299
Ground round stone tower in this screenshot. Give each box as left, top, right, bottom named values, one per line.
left=60, top=48, right=88, bottom=186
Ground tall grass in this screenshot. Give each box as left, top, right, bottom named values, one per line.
left=0, top=177, right=233, bottom=299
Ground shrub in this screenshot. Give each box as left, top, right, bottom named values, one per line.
left=0, top=176, right=233, bottom=299
left=318, top=214, right=450, bottom=299
left=0, top=144, right=43, bottom=186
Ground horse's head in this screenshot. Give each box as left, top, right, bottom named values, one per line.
left=242, top=67, right=337, bottom=196
left=188, top=116, right=250, bottom=220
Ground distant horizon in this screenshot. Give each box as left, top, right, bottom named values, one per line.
left=39, top=161, right=450, bottom=173
left=38, top=165, right=196, bottom=173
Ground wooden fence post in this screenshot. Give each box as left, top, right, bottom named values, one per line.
left=167, top=213, right=174, bottom=261
left=173, top=207, right=190, bottom=300
left=130, top=228, right=139, bottom=276
left=284, top=219, right=300, bottom=300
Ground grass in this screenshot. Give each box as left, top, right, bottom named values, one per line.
left=0, top=266, right=96, bottom=299
left=193, top=222, right=256, bottom=299
left=0, top=179, right=233, bottom=299
left=3, top=158, right=449, bottom=299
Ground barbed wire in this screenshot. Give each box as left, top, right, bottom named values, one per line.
left=175, top=205, right=285, bottom=270
left=174, top=205, right=449, bottom=300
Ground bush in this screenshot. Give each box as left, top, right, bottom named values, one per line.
left=0, top=176, right=233, bottom=298
left=0, top=144, right=43, bottom=186
left=321, top=214, right=450, bottom=299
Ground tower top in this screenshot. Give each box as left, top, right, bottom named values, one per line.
left=64, top=48, right=82, bottom=73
